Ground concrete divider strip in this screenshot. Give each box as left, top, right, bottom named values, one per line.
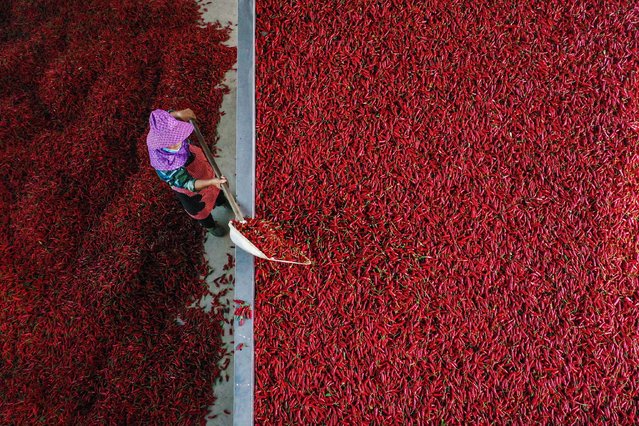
left=234, top=1, right=255, bottom=425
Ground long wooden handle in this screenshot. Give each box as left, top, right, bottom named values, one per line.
left=190, top=119, right=245, bottom=222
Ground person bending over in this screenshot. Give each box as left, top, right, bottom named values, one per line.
left=146, top=108, right=228, bottom=236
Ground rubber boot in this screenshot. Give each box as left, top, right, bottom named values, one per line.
left=206, top=222, right=228, bottom=237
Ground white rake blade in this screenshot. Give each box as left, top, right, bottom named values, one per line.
left=229, top=221, right=311, bottom=265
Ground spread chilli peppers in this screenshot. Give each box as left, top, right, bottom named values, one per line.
left=254, top=0, right=639, bottom=424
left=0, top=0, right=235, bottom=424
left=234, top=299, right=252, bottom=326
left=232, top=218, right=311, bottom=263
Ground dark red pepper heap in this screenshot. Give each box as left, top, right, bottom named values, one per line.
left=0, top=0, right=235, bottom=423
left=233, top=218, right=311, bottom=264
left=254, top=0, right=639, bottom=423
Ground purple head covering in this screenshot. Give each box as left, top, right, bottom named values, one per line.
left=146, top=109, right=194, bottom=170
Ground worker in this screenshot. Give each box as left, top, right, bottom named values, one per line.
left=146, top=108, right=228, bottom=236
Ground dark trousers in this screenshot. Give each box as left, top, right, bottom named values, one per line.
left=174, top=190, right=228, bottom=229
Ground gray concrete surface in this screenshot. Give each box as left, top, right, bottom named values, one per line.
left=232, top=0, right=256, bottom=425
left=197, top=1, right=238, bottom=424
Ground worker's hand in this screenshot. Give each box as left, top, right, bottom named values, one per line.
left=171, top=108, right=197, bottom=122
left=211, top=177, right=227, bottom=189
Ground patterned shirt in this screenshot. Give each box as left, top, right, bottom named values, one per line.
left=155, top=149, right=197, bottom=192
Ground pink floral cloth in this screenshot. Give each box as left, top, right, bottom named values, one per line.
left=146, top=109, right=194, bottom=170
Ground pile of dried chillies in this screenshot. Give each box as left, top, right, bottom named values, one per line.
left=0, top=0, right=235, bottom=423
left=254, top=0, right=639, bottom=423
left=232, top=218, right=310, bottom=263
